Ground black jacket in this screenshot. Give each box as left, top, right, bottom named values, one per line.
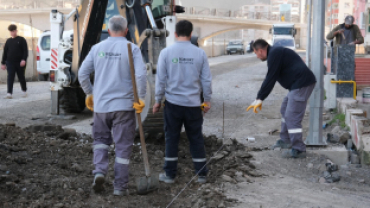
left=1, top=36, right=28, bottom=65
left=257, top=46, right=316, bottom=101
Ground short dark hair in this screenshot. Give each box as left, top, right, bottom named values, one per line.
left=176, top=20, right=193, bottom=37
left=253, top=39, right=269, bottom=50
left=8, top=24, right=17, bottom=31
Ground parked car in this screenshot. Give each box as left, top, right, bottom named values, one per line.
left=36, top=30, right=73, bottom=81
left=226, top=41, right=244, bottom=55
left=272, top=36, right=296, bottom=51
left=246, top=40, right=254, bottom=53
left=246, top=44, right=251, bottom=53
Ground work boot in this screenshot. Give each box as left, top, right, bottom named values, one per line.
left=113, top=189, right=129, bottom=196
left=159, top=173, right=175, bottom=184
left=272, top=139, right=292, bottom=150
left=282, top=149, right=307, bottom=158
left=197, top=176, right=207, bottom=184
left=92, top=173, right=105, bottom=192
left=4, top=93, right=12, bottom=99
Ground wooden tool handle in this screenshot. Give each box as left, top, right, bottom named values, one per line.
left=127, top=43, right=151, bottom=177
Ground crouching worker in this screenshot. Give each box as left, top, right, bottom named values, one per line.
left=153, top=20, right=212, bottom=183
left=247, top=39, right=316, bottom=159
left=78, top=16, right=147, bottom=196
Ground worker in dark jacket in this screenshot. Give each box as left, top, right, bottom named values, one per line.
left=1, top=24, right=28, bottom=99
left=247, top=39, right=316, bottom=158
left=326, top=15, right=364, bottom=46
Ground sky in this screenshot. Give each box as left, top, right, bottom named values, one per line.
left=177, top=0, right=271, bottom=11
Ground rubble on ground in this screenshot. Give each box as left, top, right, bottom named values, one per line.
left=0, top=124, right=264, bottom=207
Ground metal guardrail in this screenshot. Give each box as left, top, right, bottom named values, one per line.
left=0, top=0, right=79, bottom=10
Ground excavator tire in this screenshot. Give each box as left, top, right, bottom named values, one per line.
left=59, top=87, right=86, bottom=113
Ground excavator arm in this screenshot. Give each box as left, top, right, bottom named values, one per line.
left=51, top=0, right=185, bottom=138
left=70, top=0, right=179, bottom=83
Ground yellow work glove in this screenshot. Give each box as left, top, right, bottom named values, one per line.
left=133, top=99, right=145, bottom=114
left=246, top=99, right=263, bottom=113
left=85, top=94, right=94, bottom=111
left=200, top=103, right=209, bottom=111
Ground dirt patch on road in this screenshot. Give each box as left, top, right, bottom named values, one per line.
left=0, top=124, right=264, bottom=208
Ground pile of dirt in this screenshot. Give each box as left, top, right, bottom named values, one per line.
left=0, top=124, right=264, bottom=208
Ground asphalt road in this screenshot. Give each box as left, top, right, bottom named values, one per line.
left=0, top=54, right=254, bottom=129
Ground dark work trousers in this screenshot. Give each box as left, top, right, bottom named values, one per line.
left=280, top=83, right=316, bottom=152
left=6, top=61, right=27, bottom=94
left=92, top=111, right=136, bottom=191
left=163, top=100, right=208, bottom=178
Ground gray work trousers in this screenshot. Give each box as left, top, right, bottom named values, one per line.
left=280, top=83, right=315, bottom=152
left=92, top=111, right=136, bottom=191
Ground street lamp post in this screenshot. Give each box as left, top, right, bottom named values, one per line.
left=306, top=0, right=312, bottom=68
left=306, top=0, right=327, bottom=146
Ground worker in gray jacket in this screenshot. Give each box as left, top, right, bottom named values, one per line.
left=153, top=20, right=212, bottom=184
left=78, top=16, right=147, bottom=196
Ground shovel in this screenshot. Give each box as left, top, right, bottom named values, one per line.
left=127, top=43, right=159, bottom=195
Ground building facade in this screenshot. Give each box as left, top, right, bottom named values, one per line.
left=326, top=0, right=355, bottom=29
left=353, top=0, right=367, bottom=36
left=241, top=4, right=271, bottom=20
left=270, top=0, right=301, bottom=23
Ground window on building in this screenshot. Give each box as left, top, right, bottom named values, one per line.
left=344, top=3, right=350, bottom=8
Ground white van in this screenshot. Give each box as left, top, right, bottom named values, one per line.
left=272, top=35, right=296, bottom=51
left=37, top=30, right=73, bottom=81
left=37, top=31, right=51, bottom=81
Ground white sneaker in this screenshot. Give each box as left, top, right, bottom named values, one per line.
left=92, top=173, right=105, bottom=192
left=159, top=172, right=175, bottom=184
left=4, top=93, right=12, bottom=99
left=197, top=176, right=207, bottom=184
left=113, top=189, right=129, bottom=196
left=22, top=91, right=27, bottom=98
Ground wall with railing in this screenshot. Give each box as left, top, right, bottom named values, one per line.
left=0, top=0, right=79, bottom=10
left=180, top=6, right=301, bottom=23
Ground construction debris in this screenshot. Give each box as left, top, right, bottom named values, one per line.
left=0, top=124, right=263, bottom=207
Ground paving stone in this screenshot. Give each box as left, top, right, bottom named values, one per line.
left=350, top=152, right=360, bottom=164
left=319, top=177, right=326, bottom=184
left=5, top=122, right=15, bottom=127
left=358, top=179, right=365, bottom=183
left=310, top=146, right=349, bottom=165
left=306, top=163, right=314, bottom=169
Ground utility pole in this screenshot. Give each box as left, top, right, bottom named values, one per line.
left=306, top=0, right=312, bottom=68
left=306, top=0, right=327, bottom=146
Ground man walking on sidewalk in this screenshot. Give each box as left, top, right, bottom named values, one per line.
left=1, top=24, right=28, bottom=99
left=153, top=20, right=212, bottom=183
left=247, top=39, right=316, bottom=159
left=78, top=16, right=147, bottom=196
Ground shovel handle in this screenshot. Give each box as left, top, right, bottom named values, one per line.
left=127, top=43, right=151, bottom=177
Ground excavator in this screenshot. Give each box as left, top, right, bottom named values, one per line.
left=49, top=0, right=189, bottom=138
